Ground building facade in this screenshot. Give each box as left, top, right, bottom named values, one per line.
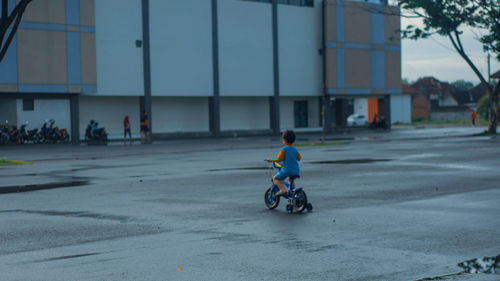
left=0, top=0, right=408, bottom=142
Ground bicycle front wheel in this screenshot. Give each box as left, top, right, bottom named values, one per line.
left=264, top=186, right=280, bottom=209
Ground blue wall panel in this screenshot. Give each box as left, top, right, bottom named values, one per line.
left=66, top=31, right=82, bottom=84
left=7, top=0, right=15, bottom=14
left=370, top=9, right=384, bottom=45
left=66, top=0, right=80, bottom=26
left=345, top=88, right=370, bottom=94
left=19, top=84, right=69, bottom=93
left=335, top=0, right=344, bottom=42
left=337, top=48, right=345, bottom=89
left=345, top=43, right=370, bottom=50
left=82, top=85, right=97, bottom=93
left=0, top=33, right=18, bottom=84
left=19, top=22, right=66, bottom=31
left=371, top=50, right=385, bottom=89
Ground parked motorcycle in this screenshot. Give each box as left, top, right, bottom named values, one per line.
left=9, top=126, right=21, bottom=144
left=85, top=120, right=108, bottom=144
left=369, top=114, right=388, bottom=129
left=33, top=119, right=70, bottom=144
left=0, top=121, right=10, bottom=145
left=19, top=122, right=39, bottom=144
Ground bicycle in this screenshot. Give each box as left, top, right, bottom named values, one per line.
left=264, top=161, right=313, bottom=213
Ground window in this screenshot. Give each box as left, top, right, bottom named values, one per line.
left=23, top=99, right=34, bottom=111
left=278, top=0, right=314, bottom=7
left=348, top=0, right=386, bottom=4
left=242, top=0, right=314, bottom=8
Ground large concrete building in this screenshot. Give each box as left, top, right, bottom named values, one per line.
left=0, top=0, right=409, bottom=142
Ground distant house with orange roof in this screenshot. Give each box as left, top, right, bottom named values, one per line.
left=412, top=77, right=460, bottom=108
left=408, top=77, right=482, bottom=121
left=402, top=84, right=429, bottom=119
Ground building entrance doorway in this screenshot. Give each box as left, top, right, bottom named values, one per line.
left=327, top=95, right=390, bottom=129
left=294, top=101, right=308, bottom=128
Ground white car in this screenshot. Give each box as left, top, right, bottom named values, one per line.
left=347, top=114, right=368, bottom=126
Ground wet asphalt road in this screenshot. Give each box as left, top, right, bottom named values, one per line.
left=0, top=130, right=499, bottom=281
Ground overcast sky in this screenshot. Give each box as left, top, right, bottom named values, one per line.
left=401, top=17, right=500, bottom=85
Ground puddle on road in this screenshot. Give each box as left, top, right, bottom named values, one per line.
left=0, top=209, right=129, bottom=222
left=0, top=180, right=89, bottom=194
left=22, top=252, right=101, bottom=264
left=308, top=158, right=391, bottom=165
left=458, top=255, right=500, bottom=274
left=417, top=255, right=500, bottom=280
left=207, top=167, right=271, bottom=172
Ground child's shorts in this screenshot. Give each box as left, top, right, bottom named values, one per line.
left=274, top=170, right=295, bottom=181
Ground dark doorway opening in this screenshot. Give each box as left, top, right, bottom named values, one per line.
left=294, top=100, right=308, bottom=128
left=333, top=98, right=353, bottom=127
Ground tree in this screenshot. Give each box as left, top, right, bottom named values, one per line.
left=451, top=79, right=474, bottom=91
left=398, top=0, right=500, bottom=133
left=0, top=0, right=32, bottom=63
left=402, top=77, right=412, bottom=85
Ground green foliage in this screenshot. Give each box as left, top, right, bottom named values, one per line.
left=411, top=117, right=427, bottom=123
left=451, top=79, right=474, bottom=90
left=476, top=95, right=500, bottom=120
left=399, top=0, right=478, bottom=39
left=399, top=0, right=500, bottom=61
left=0, top=159, right=32, bottom=165
left=402, top=78, right=412, bottom=85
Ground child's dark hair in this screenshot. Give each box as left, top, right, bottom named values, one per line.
left=282, top=130, right=296, bottom=144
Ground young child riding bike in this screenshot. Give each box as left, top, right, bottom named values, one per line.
left=267, top=130, right=302, bottom=197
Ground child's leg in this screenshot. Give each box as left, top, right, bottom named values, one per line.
left=273, top=176, right=287, bottom=195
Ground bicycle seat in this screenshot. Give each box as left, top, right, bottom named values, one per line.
left=289, top=175, right=300, bottom=181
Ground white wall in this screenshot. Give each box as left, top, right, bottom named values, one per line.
left=390, top=95, right=411, bottom=124
left=95, top=0, right=144, bottom=96
left=79, top=96, right=140, bottom=138
left=149, top=0, right=213, bottom=96
left=439, top=95, right=458, bottom=107
left=220, top=97, right=270, bottom=130
left=354, top=98, right=367, bottom=116
left=279, top=3, right=322, bottom=96
left=16, top=99, right=71, bottom=132
left=0, top=99, right=18, bottom=126
left=280, top=96, right=320, bottom=129
left=218, top=0, right=273, bottom=96
left=152, top=97, right=209, bottom=133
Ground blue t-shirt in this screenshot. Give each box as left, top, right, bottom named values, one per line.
left=281, top=146, right=300, bottom=175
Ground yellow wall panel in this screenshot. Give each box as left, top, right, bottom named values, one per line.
left=345, top=49, right=370, bottom=89
left=385, top=51, right=401, bottom=88
left=344, top=2, right=370, bottom=44
left=17, top=30, right=67, bottom=84
left=21, top=0, right=66, bottom=24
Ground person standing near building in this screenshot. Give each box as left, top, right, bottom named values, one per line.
left=124, top=115, right=132, bottom=144
left=470, top=111, right=477, bottom=127
left=140, top=110, right=150, bottom=144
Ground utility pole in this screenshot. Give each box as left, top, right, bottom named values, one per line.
left=142, top=0, right=152, bottom=143
left=488, top=53, right=491, bottom=85
left=270, top=0, right=280, bottom=135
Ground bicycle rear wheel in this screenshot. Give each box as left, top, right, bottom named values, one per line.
left=294, top=190, right=308, bottom=213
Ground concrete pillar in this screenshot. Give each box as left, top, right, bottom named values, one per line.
left=270, top=0, right=280, bottom=135
left=141, top=0, right=152, bottom=141
left=210, top=0, right=220, bottom=136
left=384, top=95, right=391, bottom=127
left=70, top=94, right=80, bottom=144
